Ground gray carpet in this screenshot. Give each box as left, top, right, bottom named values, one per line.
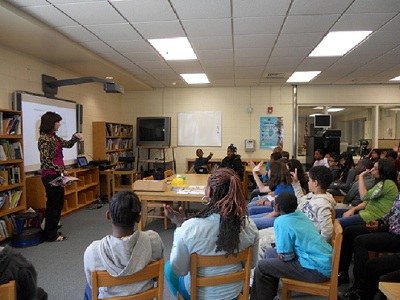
left=4, top=203, right=355, bottom=300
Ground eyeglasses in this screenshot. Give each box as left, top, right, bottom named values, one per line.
left=328, top=159, right=336, bottom=162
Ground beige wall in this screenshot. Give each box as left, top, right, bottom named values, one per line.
left=1, top=44, right=399, bottom=174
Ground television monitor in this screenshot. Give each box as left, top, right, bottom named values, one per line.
left=12, top=91, right=79, bottom=172
left=136, top=117, right=171, bottom=146
left=314, top=114, right=331, bottom=128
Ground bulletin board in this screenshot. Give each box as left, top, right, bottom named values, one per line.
left=178, top=111, right=222, bottom=146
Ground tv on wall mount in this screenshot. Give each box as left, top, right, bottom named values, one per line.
left=136, top=117, right=171, bottom=147
left=314, top=114, right=332, bottom=128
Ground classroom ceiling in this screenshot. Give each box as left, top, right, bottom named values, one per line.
left=2, top=0, right=400, bottom=91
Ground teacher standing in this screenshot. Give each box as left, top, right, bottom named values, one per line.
left=38, top=112, right=82, bottom=242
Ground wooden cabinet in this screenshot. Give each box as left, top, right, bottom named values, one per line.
left=137, top=146, right=176, bottom=177
left=0, top=109, right=25, bottom=241
left=92, top=121, right=134, bottom=166
left=26, top=167, right=100, bottom=216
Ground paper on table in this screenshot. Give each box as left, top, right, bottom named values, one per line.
left=49, top=175, right=80, bottom=187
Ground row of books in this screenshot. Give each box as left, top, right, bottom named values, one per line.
left=0, top=166, right=21, bottom=185
left=0, top=215, right=16, bottom=238
left=0, top=113, right=21, bottom=135
left=106, top=138, right=121, bottom=150
left=0, top=190, right=23, bottom=209
left=0, top=140, right=23, bottom=160
left=105, top=124, right=133, bottom=137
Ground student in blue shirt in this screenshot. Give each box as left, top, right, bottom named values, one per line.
left=250, top=192, right=332, bottom=300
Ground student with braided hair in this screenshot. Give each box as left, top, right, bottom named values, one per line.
left=221, top=144, right=244, bottom=179
left=164, top=168, right=259, bottom=300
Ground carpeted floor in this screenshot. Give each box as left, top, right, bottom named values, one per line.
left=3, top=202, right=357, bottom=300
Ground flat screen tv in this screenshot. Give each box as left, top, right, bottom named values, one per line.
left=314, top=114, right=331, bottom=128
left=136, top=117, right=171, bottom=146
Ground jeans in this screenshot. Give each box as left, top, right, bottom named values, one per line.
left=250, top=214, right=276, bottom=230
left=337, top=213, right=365, bottom=230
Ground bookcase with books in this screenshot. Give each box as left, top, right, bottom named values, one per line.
left=26, top=167, right=100, bottom=216
left=0, top=109, right=25, bottom=241
left=92, top=121, right=134, bottom=165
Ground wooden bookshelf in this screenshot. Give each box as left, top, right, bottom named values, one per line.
left=92, top=121, right=134, bottom=166
left=0, top=109, right=25, bottom=241
left=26, top=167, right=100, bottom=216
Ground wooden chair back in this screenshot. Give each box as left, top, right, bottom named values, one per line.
left=186, top=247, right=252, bottom=300
left=281, top=220, right=343, bottom=300
left=143, top=175, right=154, bottom=180
left=0, top=280, right=16, bottom=300
left=91, top=259, right=164, bottom=300
left=164, top=169, right=173, bottom=178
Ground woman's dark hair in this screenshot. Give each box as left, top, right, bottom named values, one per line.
left=268, top=161, right=292, bottom=191
left=39, top=111, right=62, bottom=134
left=376, top=159, right=397, bottom=183
left=227, top=144, right=237, bottom=153
left=109, top=191, right=141, bottom=229
left=339, top=151, right=355, bottom=182
left=329, top=152, right=340, bottom=163
left=286, top=158, right=308, bottom=193
left=192, top=167, right=247, bottom=255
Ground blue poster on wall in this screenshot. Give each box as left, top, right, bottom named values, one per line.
left=260, top=117, right=284, bottom=149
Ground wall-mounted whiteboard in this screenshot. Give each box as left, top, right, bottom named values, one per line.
left=178, top=111, right=221, bottom=146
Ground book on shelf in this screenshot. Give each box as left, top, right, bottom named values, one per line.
left=106, top=124, right=113, bottom=136
left=9, top=116, right=21, bottom=135
left=10, top=142, right=23, bottom=159
left=9, top=190, right=22, bottom=209
left=2, top=118, right=13, bottom=135
left=0, top=145, right=7, bottom=161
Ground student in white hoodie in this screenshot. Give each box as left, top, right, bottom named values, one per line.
left=83, top=191, right=164, bottom=300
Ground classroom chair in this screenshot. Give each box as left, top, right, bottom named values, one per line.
left=281, top=220, right=343, bottom=300
left=0, top=280, right=16, bottom=300
left=177, top=247, right=253, bottom=300
left=91, top=259, right=164, bottom=300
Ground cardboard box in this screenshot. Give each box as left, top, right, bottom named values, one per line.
left=133, top=180, right=166, bottom=192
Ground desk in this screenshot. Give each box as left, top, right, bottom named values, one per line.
left=99, top=170, right=113, bottom=200
left=135, top=174, right=209, bottom=230
left=379, top=282, right=400, bottom=300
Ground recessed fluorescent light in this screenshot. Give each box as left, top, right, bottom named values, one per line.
left=309, top=31, right=372, bottom=57
left=180, top=73, right=209, bottom=84
left=313, top=106, right=324, bottom=110
left=309, top=113, right=322, bottom=117
left=327, top=108, right=344, bottom=112
left=148, top=37, right=197, bottom=60
left=389, top=76, right=400, bottom=81
left=287, top=71, right=321, bottom=83
left=389, top=108, right=400, bottom=111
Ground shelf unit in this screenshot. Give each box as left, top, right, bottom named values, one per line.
left=92, top=121, right=134, bottom=166
left=26, top=167, right=100, bottom=216
left=0, top=109, right=25, bottom=241
left=137, top=146, right=176, bottom=177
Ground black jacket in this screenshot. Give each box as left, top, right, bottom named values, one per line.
left=221, top=154, right=243, bottom=179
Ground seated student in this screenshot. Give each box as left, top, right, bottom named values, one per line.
left=335, top=159, right=375, bottom=210
left=220, top=144, right=243, bottom=179
left=366, top=149, right=381, bottom=163
left=328, top=152, right=341, bottom=181
left=313, top=149, right=329, bottom=167
left=338, top=192, right=400, bottom=290
left=163, top=168, right=259, bottom=300
left=280, top=150, right=290, bottom=161
left=248, top=151, right=283, bottom=199
left=328, top=151, right=356, bottom=196
left=251, top=166, right=336, bottom=236
left=336, top=159, right=398, bottom=230
left=0, top=245, right=48, bottom=300
left=83, top=191, right=164, bottom=300
left=250, top=192, right=333, bottom=300
left=248, top=160, right=294, bottom=216
left=194, top=149, right=213, bottom=174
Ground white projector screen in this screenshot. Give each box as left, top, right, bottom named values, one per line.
left=13, top=92, right=78, bottom=173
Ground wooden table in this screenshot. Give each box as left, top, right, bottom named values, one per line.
left=379, top=282, right=400, bottom=300
left=135, top=174, right=210, bottom=230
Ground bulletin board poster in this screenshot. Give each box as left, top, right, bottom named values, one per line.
left=260, top=117, right=284, bottom=149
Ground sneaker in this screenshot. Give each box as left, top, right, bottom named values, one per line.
left=340, top=285, right=361, bottom=300
left=338, top=271, right=350, bottom=286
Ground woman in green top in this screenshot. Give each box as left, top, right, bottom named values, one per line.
left=337, top=159, right=398, bottom=229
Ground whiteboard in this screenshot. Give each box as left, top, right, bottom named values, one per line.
left=178, top=112, right=221, bottom=146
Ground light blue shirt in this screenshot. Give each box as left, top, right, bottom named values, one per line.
left=170, top=214, right=259, bottom=300
left=274, top=210, right=332, bottom=277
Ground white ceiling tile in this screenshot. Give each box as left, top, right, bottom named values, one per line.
left=55, top=2, right=125, bottom=25
left=233, top=0, right=291, bottom=17
left=275, top=32, right=323, bottom=48
left=111, top=0, right=177, bottom=22
left=281, top=15, right=340, bottom=33
left=202, top=59, right=233, bottom=68
left=289, top=0, right=353, bottom=15
left=234, top=17, right=285, bottom=35
left=234, top=34, right=277, bottom=49
left=332, top=13, right=397, bottom=31
left=347, top=0, right=400, bottom=13
left=107, top=40, right=153, bottom=52
left=57, top=25, right=99, bottom=43
left=235, top=58, right=267, bottom=67
left=86, top=23, right=141, bottom=41
left=171, top=0, right=230, bottom=19
left=21, top=5, right=77, bottom=27
left=182, top=19, right=231, bottom=37
left=196, top=49, right=233, bottom=60
left=235, top=48, right=272, bottom=58
left=5, top=0, right=48, bottom=6
left=270, top=47, right=312, bottom=57
left=124, top=51, right=162, bottom=61
left=79, top=40, right=114, bottom=54
left=190, top=36, right=232, bottom=50
left=132, top=21, right=184, bottom=39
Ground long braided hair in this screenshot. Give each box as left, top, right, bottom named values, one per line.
left=192, top=167, right=248, bottom=255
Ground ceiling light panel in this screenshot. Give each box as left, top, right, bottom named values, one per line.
left=287, top=71, right=321, bottom=82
